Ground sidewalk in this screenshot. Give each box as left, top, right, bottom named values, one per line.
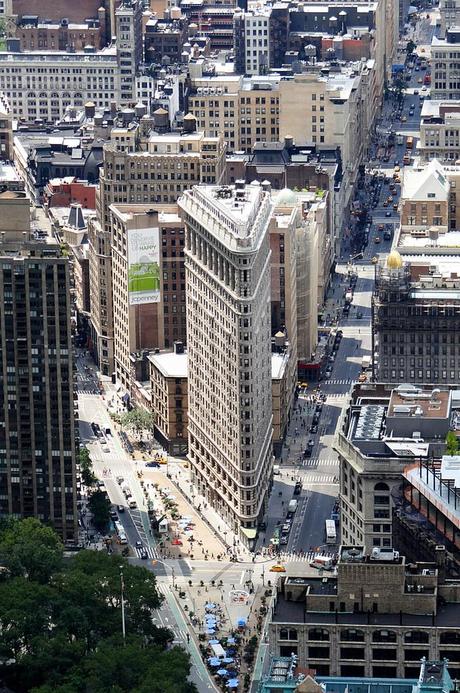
left=168, top=463, right=252, bottom=561
left=141, top=466, right=227, bottom=560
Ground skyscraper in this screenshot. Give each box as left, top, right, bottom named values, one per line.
left=0, top=193, right=77, bottom=540
left=179, top=181, right=273, bottom=548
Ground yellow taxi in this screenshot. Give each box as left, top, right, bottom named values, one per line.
left=270, top=564, right=286, bottom=573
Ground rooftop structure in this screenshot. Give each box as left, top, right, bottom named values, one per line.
left=269, top=543, right=460, bottom=677
left=259, top=656, right=454, bottom=693
left=334, top=382, right=460, bottom=554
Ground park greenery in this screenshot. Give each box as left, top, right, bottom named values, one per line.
left=0, top=518, right=197, bottom=692
left=445, top=430, right=459, bottom=456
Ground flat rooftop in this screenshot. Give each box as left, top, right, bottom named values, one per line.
left=148, top=350, right=188, bottom=379
left=272, top=594, right=460, bottom=626
left=0, top=161, right=21, bottom=182
left=272, top=350, right=289, bottom=380
left=388, top=388, right=449, bottom=420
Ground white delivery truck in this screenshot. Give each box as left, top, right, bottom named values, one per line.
left=288, top=499, right=298, bottom=514
left=310, top=555, right=334, bottom=571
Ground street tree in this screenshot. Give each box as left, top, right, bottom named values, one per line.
left=79, top=446, right=97, bottom=487
left=119, top=407, right=154, bottom=438
left=0, top=517, right=63, bottom=584
left=87, top=490, right=111, bottom=531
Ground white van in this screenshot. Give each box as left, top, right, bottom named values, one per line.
left=310, top=555, right=334, bottom=571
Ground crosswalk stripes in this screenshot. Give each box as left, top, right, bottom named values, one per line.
left=324, top=379, right=354, bottom=385
left=301, top=457, right=339, bottom=467
left=156, top=582, right=174, bottom=596
left=171, top=627, right=188, bottom=643
left=77, top=387, right=99, bottom=395
left=276, top=549, right=337, bottom=563
left=301, top=473, right=338, bottom=483
left=134, top=545, right=158, bottom=560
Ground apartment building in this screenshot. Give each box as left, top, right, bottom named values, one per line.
left=0, top=47, right=119, bottom=122
left=88, top=110, right=225, bottom=375
left=14, top=14, right=107, bottom=52
left=439, top=0, right=460, bottom=35
left=110, top=203, right=186, bottom=389
left=269, top=545, right=460, bottom=679
left=271, top=335, right=296, bottom=456
left=0, top=91, right=13, bottom=160
left=179, top=182, right=273, bottom=548
left=87, top=214, right=114, bottom=375
left=148, top=342, right=188, bottom=456
left=334, top=381, right=454, bottom=552
left=0, top=194, right=78, bottom=540
left=278, top=70, right=368, bottom=204
left=234, top=8, right=271, bottom=76
left=188, top=74, right=279, bottom=153
left=115, top=0, right=143, bottom=105
left=419, top=101, right=460, bottom=162
left=399, top=159, right=449, bottom=233
left=431, top=29, right=460, bottom=100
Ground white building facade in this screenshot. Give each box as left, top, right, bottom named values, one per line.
left=0, top=49, right=119, bottom=121
left=179, top=182, right=274, bottom=548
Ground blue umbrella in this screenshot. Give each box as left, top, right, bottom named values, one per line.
left=237, top=618, right=246, bottom=627
left=205, top=602, right=216, bottom=610
left=208, top=639, right=220, bottom=645
left=207, top=628, right=216, bottom=635
left=208, top=657, right=221, bottom=667
left=217, top=669, right=228, bottom=676
left=226, top=637, right=236, bottom=644
left=227, top=680, right=239, bottom=689
left=222, top=657, right=234, bottom=664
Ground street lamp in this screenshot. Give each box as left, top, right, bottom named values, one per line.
left=152, top=559, right=176, bottom=588
left=119, top=566, right=126, bottom=644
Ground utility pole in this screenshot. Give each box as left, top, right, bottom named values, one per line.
left=120, top=566, right=126, bottom=644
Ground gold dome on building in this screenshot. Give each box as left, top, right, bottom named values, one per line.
left=386, top=250, right=403, bottom=270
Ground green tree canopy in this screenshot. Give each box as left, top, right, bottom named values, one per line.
left=0, top=521, right=188, bottom=693
left=79, top=446, right=97, bottom=487
left=88, top=489, right=111, bottom=531
left=446, top=430, right=459, bottom=456
left=0, top=517, right=63, bottom=583
left=119, top=408, right=154, bottom=437
left=32, top=636, right=197, bottom=693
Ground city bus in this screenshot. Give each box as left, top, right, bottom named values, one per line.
left=114, top=520, right=127, bottom=545
left=325, top=519, right=337, bottom=544
left=406, top=136, right=414, bottom=149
